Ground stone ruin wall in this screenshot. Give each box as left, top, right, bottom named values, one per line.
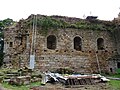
left=34, top=29, right=115, bottom=73
left=3, top=15, right=117, bottom=73
left=109, top=14, right=120, bottom=73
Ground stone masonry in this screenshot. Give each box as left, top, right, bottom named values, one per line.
left=3, top=14, right=120, bottom=74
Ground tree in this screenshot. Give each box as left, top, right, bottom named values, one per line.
left=2, top=18, right=14, bottom=27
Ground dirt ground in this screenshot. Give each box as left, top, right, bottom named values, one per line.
left=30, top=82, right=111, bottom=90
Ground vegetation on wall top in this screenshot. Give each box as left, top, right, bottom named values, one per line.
left=25, top=15, right=116, bottom=32
left=16, top=14, right=117, bottom=36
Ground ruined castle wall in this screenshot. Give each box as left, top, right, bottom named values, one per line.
left=114, top=26, right=120, bottom=54
left=33, top=28, right=115, bottom=73
left=3, top=16, right=116, bottom=73
left=4, top=26, right=16, bottom=64
left=3, top=25, right=116, bottom=73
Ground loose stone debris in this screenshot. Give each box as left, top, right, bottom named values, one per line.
left=41, top=72, right=110, bottom=87
left=30, top=72, right=111, bottom=90
left=30, top=83, right=110, bottom=90
left=0, top=69, right=112, bottom=90
left=9, top=76, right=31, bottom=85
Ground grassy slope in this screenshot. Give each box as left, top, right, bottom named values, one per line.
left=109, top=80, right=120, bottom=90
left=105, top=74, right=120, bottom=90
left=2, top=82, right=41, bottom=90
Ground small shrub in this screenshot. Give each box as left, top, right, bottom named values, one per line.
left=116, top=68, right=120, bottom=74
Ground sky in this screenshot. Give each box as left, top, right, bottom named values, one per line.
left=0, top=0, right=120, bottom=21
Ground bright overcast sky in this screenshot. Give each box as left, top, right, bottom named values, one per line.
left=0, top=0, right=120, bottom=21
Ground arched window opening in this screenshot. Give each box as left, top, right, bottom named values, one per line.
left=97, top=38, right=104, bottom=50
left=47, top=35, right=56, bottom=50
left=74, top=37, right=82, bottom=51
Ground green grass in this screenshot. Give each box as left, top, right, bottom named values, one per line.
left=1, top=80, right=120, bottom=90
left=111, top=74, right=120, bottom=78
left=1, top=81, right=41, bottom=90
left=104, top=74, right=120, bottom=90
left=109, top=80, right=120, bottom=90
left=107, top=74, right=120, bottom=78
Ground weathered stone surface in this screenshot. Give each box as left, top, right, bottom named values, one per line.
left=9, top=76, right=31, bottom=85
left=3, top=14, right=120, bottom=73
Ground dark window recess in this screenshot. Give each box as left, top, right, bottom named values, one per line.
left=105, top=50, right=108, bottom=52
left=47, top=35, right=56, bottom=50
left=44, top=50, right=47, bottom=52
left=74, top=37, right=82, bottom=51
left=89, top=51, right=91, bottom=53
left=110, top=68, right=113, bottom=72
left=97, top=38, right=104, bottom=50
left=96, top=51, right=98, bottom=53
left=117, top=62, right=120, bottom=68
left=56, top=50, right=58, bottom=52
left=10, top=42, right=13, bottom=47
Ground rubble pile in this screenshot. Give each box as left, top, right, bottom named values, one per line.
left=41, top=72, right=110, bottom=86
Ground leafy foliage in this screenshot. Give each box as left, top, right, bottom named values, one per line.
left=2, top=18, right=15, bottom=27
left=26, top=15, right=116, bottom=33
left=116, top=68, right=120, bottom=74
left=37, top=17, right=115, bottom=30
